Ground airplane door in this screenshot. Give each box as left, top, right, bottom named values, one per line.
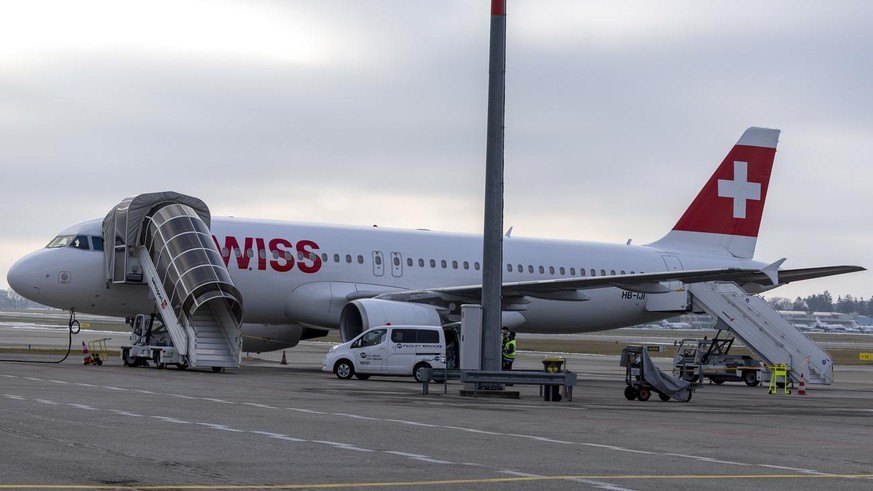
left=662, top=255, right=683, bottom=271
left=390, top=252, right=403, bottom=277
left=372, top=251, right=384, bottom=277
left=661, top=254, right=684, bottom=290
left=646, top=254, right=690, bottom=312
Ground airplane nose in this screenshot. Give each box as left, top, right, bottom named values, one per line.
left=7, top=255, right=42, bottom=302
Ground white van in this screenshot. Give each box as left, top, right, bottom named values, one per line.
left=323, top=325, right=446, bottom=382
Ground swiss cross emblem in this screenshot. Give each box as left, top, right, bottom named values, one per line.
left=717, top=161, right=761, bottom=219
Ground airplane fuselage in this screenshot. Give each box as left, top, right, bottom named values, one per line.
left=13, top=216, right=763, bottom=335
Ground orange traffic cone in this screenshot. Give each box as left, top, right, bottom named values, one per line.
left=82, top=342, right=92, bottom=365
left=280, top=350, right=287, bottom=365
left=797, top=373, right=807, bottom=395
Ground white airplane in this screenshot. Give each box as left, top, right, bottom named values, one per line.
left=6, top=127, right=864, bottom=353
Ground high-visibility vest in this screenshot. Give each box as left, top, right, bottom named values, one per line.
left=503, top=339, right=516, bottom=360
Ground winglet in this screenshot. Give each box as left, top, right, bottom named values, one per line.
left=505, top=226, right=513, bottom=238
left=761, top=258, right=786, bottom=285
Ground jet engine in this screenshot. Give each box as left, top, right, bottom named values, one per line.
left=339, top=299, right=442, bottom=342
left=241, top=323, right=329, bottom=353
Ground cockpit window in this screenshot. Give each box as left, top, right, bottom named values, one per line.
left=91, top=236, right=104, bottom=251
left=46, top=235, right=75, bottom=248
left=71, top=235, right=90, bottom=250
left=45, top=234, right=96, bottom=251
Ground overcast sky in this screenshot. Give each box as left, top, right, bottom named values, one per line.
left=1, top=0, right=870, bottom=301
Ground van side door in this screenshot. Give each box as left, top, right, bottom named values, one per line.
left=386, top=328, right=418, bottom=374
left=352, top=328, right=387, bottom=374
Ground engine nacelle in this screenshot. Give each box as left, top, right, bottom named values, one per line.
left=241, top=323, right=329, bottom=353
left=339, top=299, right=442, bottom=342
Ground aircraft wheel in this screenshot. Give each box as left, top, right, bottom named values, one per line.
left=623, top=386, right=638, bottom=401
left=743, top=370, right=759, bottom=387
left=413, top=363, right=432, bottom=383
left=637, top=387, right=651, bottom=401
left=211, top=367, right=223, bottom=373
left=334, top=360, right=354, bottom=380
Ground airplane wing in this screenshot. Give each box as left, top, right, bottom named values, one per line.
left=737, top=265, right=866, bottom=293
left=365, top=265, right=866, bottom=305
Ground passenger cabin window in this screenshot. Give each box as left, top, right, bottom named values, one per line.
left=474, top=262, right=480, bottom=271
left=463, top=261, right=470, bottom=270
left=357, top=255, right=364, bottom=264
left=419, top=258, right=425, bottom=267
left=407, top=258, right=413, bottom=267
left=507, top=264, right=513, bottom=272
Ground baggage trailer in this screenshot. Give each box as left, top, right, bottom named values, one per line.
left=621, top=345, right=693, bottom=402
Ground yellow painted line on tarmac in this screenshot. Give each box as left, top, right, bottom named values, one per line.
left=3, top=474, right=873, bottom=489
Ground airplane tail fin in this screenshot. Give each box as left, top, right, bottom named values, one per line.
left=649, top=127, right=780, bottom=259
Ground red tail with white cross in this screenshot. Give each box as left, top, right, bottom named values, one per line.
left=650, top=127, right=780, bottom=259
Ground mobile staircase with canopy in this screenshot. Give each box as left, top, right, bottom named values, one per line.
left=649, top=282, right=833, bottom=385
left=103, top=192, right=242, bottom=371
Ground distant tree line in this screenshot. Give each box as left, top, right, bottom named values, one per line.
left=1, top=290, right=44, bottom=310
left=765, top=291, right=873, bottom=316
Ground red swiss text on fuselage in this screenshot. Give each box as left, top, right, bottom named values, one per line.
left=212, top=236, right=322, bottom=273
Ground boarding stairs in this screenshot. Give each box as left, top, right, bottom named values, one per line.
left=687, top=282, right=832, bottom=384
left=104, top=192, right=242, bottom=369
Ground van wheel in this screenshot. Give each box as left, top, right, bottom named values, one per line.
left=355, top=374, right=371, bottom=380
left=334, top=360, right=354, bottom=380
left=743, top=370, right=760, bottom=387
left=413, top=363, right=432, bottom=383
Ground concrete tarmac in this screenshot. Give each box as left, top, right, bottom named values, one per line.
left=1, top=329, right=873, bottom=490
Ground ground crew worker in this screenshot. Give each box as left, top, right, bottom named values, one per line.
left=502, top=330, right=517, bottom=370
